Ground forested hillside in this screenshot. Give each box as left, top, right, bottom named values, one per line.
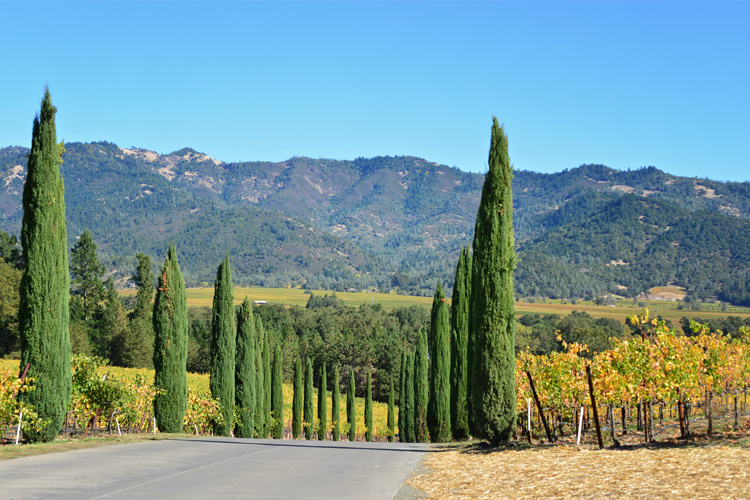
left=1, top=142, right=749, bottom=303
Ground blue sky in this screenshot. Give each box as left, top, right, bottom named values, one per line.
left=2, top=1, right=748, bottom=181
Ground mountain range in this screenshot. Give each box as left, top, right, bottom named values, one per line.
left=1, top=141, right=749, bottom=304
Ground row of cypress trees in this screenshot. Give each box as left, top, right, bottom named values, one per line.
left=399, top=117, right=516, bottom=446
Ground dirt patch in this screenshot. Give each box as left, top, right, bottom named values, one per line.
left=611, top=185, right=635, bottom=193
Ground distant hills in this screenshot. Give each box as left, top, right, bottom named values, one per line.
left=1, top=142, right=749, bottom=304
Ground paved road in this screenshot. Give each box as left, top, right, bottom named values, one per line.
left=0, top=438, right=429, bottom=500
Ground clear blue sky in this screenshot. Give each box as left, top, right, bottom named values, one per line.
left=2, top=1, right=748, bottom=181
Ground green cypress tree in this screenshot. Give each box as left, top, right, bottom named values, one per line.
left=451, top=247, right=472, bottom=440
left=234, top=298, right=256, bottom=438
left=152, top=244, right=188, bottom=433
left=347, top=366, right=356, bottom=441
left=271, top=342, right=283, bottom=439
left=18, top=88, right=71, bottom=443
left=254, top=315, right=265, bottom=437
left=292, top=356, right=303, bottom=438
left=209, top=256, right=236, bottom=437
left=304, top=357, right=314, bottom=440
left=262, top=337, right=271, bottom=436
left=414, top=327, right=429, bottom=443
left=428, top=283, right=452, bottom=442
left=387, top=374, right=395, bottom=442
left=365, top=370, right=373, bottom=442
left=331, top=366, right=340, bottom=441
left=398, top=350, right=407, bottom=442
left=258, top=317, right=271, bottom=436
left=403, top=352, right=415, bottom=442
left=317, top=362, right=327, bottom=440
left=470, top=117, right=517, bottom=446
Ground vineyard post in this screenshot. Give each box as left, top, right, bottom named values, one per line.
left=706, top=391, right=713, bottom=436
left=527, top=398, right=532, bottom=438
left=608, top=404, right=620, bottom=448
left=13, top=362, right=31, bottom=444
left=585, top=366, right=603, bottom=449
left=576, top=406, right=584, bottom=446
left=677, top=391, right=686, bottom=438
left=621, top=407, right=627, bottom=435
left=525, top=371, right=554, bottom=443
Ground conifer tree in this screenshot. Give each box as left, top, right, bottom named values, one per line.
left=331, top=366, right=341, bottom=441
left=403, top=352, right=415, bottom=442
left=414, top=327, right=429, bottom=442
left=235, top=298, right=256, bottom=438
left=18, top=88, right=71, bottom=442
left=70, top=229, right=105, bottom=323
left=152, top=244, right=188, bottom=433
left=259, top=317, right=272, bottom=436
left=470, top=117, right=517, bottom=446
left=347, top=366, right=356, bottom=441
left=292, top=356, right=303, bottom=438
left=304, top=357, right=314, bottom=440
left=399, top=350, right=407, bottom=442
left=262, top=337, right=271, bottom=436
left=428, top=283, right=451, bottom=442
left=451, top=246, right=472, bottom=440
left=254, top=316, right=265, bottom=437
left=317, top=362, right=327, bottom=440
left=387, top=374, right=395, bottom=442
left=271, top=342, right=283, bottom=439
left=123, top=253, right=155, bottom=368
left=209, top=256, right=236, bottom=437
left=365, top=370, right=373, bottom=442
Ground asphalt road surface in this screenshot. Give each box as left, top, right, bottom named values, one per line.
left=0, top=438, right=429, bottom=500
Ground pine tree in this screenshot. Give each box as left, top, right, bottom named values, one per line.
left=414, top=327, right=429, bottom=442
left=254, top=316, right=265, bottom=437
left=399, top=351, right=407, bottom=442
left=470, top=117, right=517, bottom=446
left=317, top=362, right=327, bottom=440
left=347, top=366, right=356, bottom=441
left=428, top=283, right=451, bottom=442
left=123, top=253, right=154, bottom=368
left=70, top=229, right=105, bottom=324
left=387, top=374, right=395, bottom=442
left=93, top=277, right=127, bottom=365
left=304, top=357, right=314, bottom=440
left=403, top=352, right=415, bottom=442
left=331, top=366, right=340, bottom=441
left=451, top=246, right=472, bottom=440
left=292, top=356, right=303, bottom=438
left=152, top=244, right=188, bottom=433
left=365, top=370, right=373, bottom=442
left=209, top=256, right=236, bottom=437
left=271, top=342, right=283, bottom=439
left=18, top=88, right=71, bottom=442
left=234, top=298, right=256, bottom=438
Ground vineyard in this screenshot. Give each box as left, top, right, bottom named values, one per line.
left=517, top=310, right=750, bottom=445
left=0, top=357, right=390, bottom=443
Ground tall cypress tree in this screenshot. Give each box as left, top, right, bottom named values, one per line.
left=18, top=88, right=71, bottom=443
left=470, top=117, right=517, bottom=446
left=234, top=298, right=256, bottom=438
left=331, top=366, right=340, bottom=441
left=271, top=342, right=283, bottom=439
left=428, top=283, right=452, bottom=442
left=414, top=327, right=429, bottom=443
left=387, top=374, right=395, bottom=442
left=304, top=357, right=314, bottom=440
left=292, top=356, right=303, bottom=438
left=209, top=256, right=236, bottom=437
left=365, top=370, right=373, bottom=442
left=451, top=247, right=472, bottom=440
left=403, top=352, right=415, bottom=443
left=152, top=244, right=188, bottom=433
left=254, top=315, right=265, bottom=437
left=347, top=366, right=356, bottom=441
left=255, top=316, right=271, bottom=438
left=399, top=350, right=407, bottom=442
left=317, top=362, right=327, bottom=440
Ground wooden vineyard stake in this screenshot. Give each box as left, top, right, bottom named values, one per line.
left=585, top=365, right=603, bottom=449
left=526, top=371, right=555, bottom=443
left=576, top=406, right=584, bottom=446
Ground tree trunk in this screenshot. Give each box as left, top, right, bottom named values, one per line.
left=706, top=391, right=713, bottom=436
left=609, top=404, right=620, bottom=448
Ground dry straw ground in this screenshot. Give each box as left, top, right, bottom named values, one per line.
left=408, top=419, right=750, bottom=499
